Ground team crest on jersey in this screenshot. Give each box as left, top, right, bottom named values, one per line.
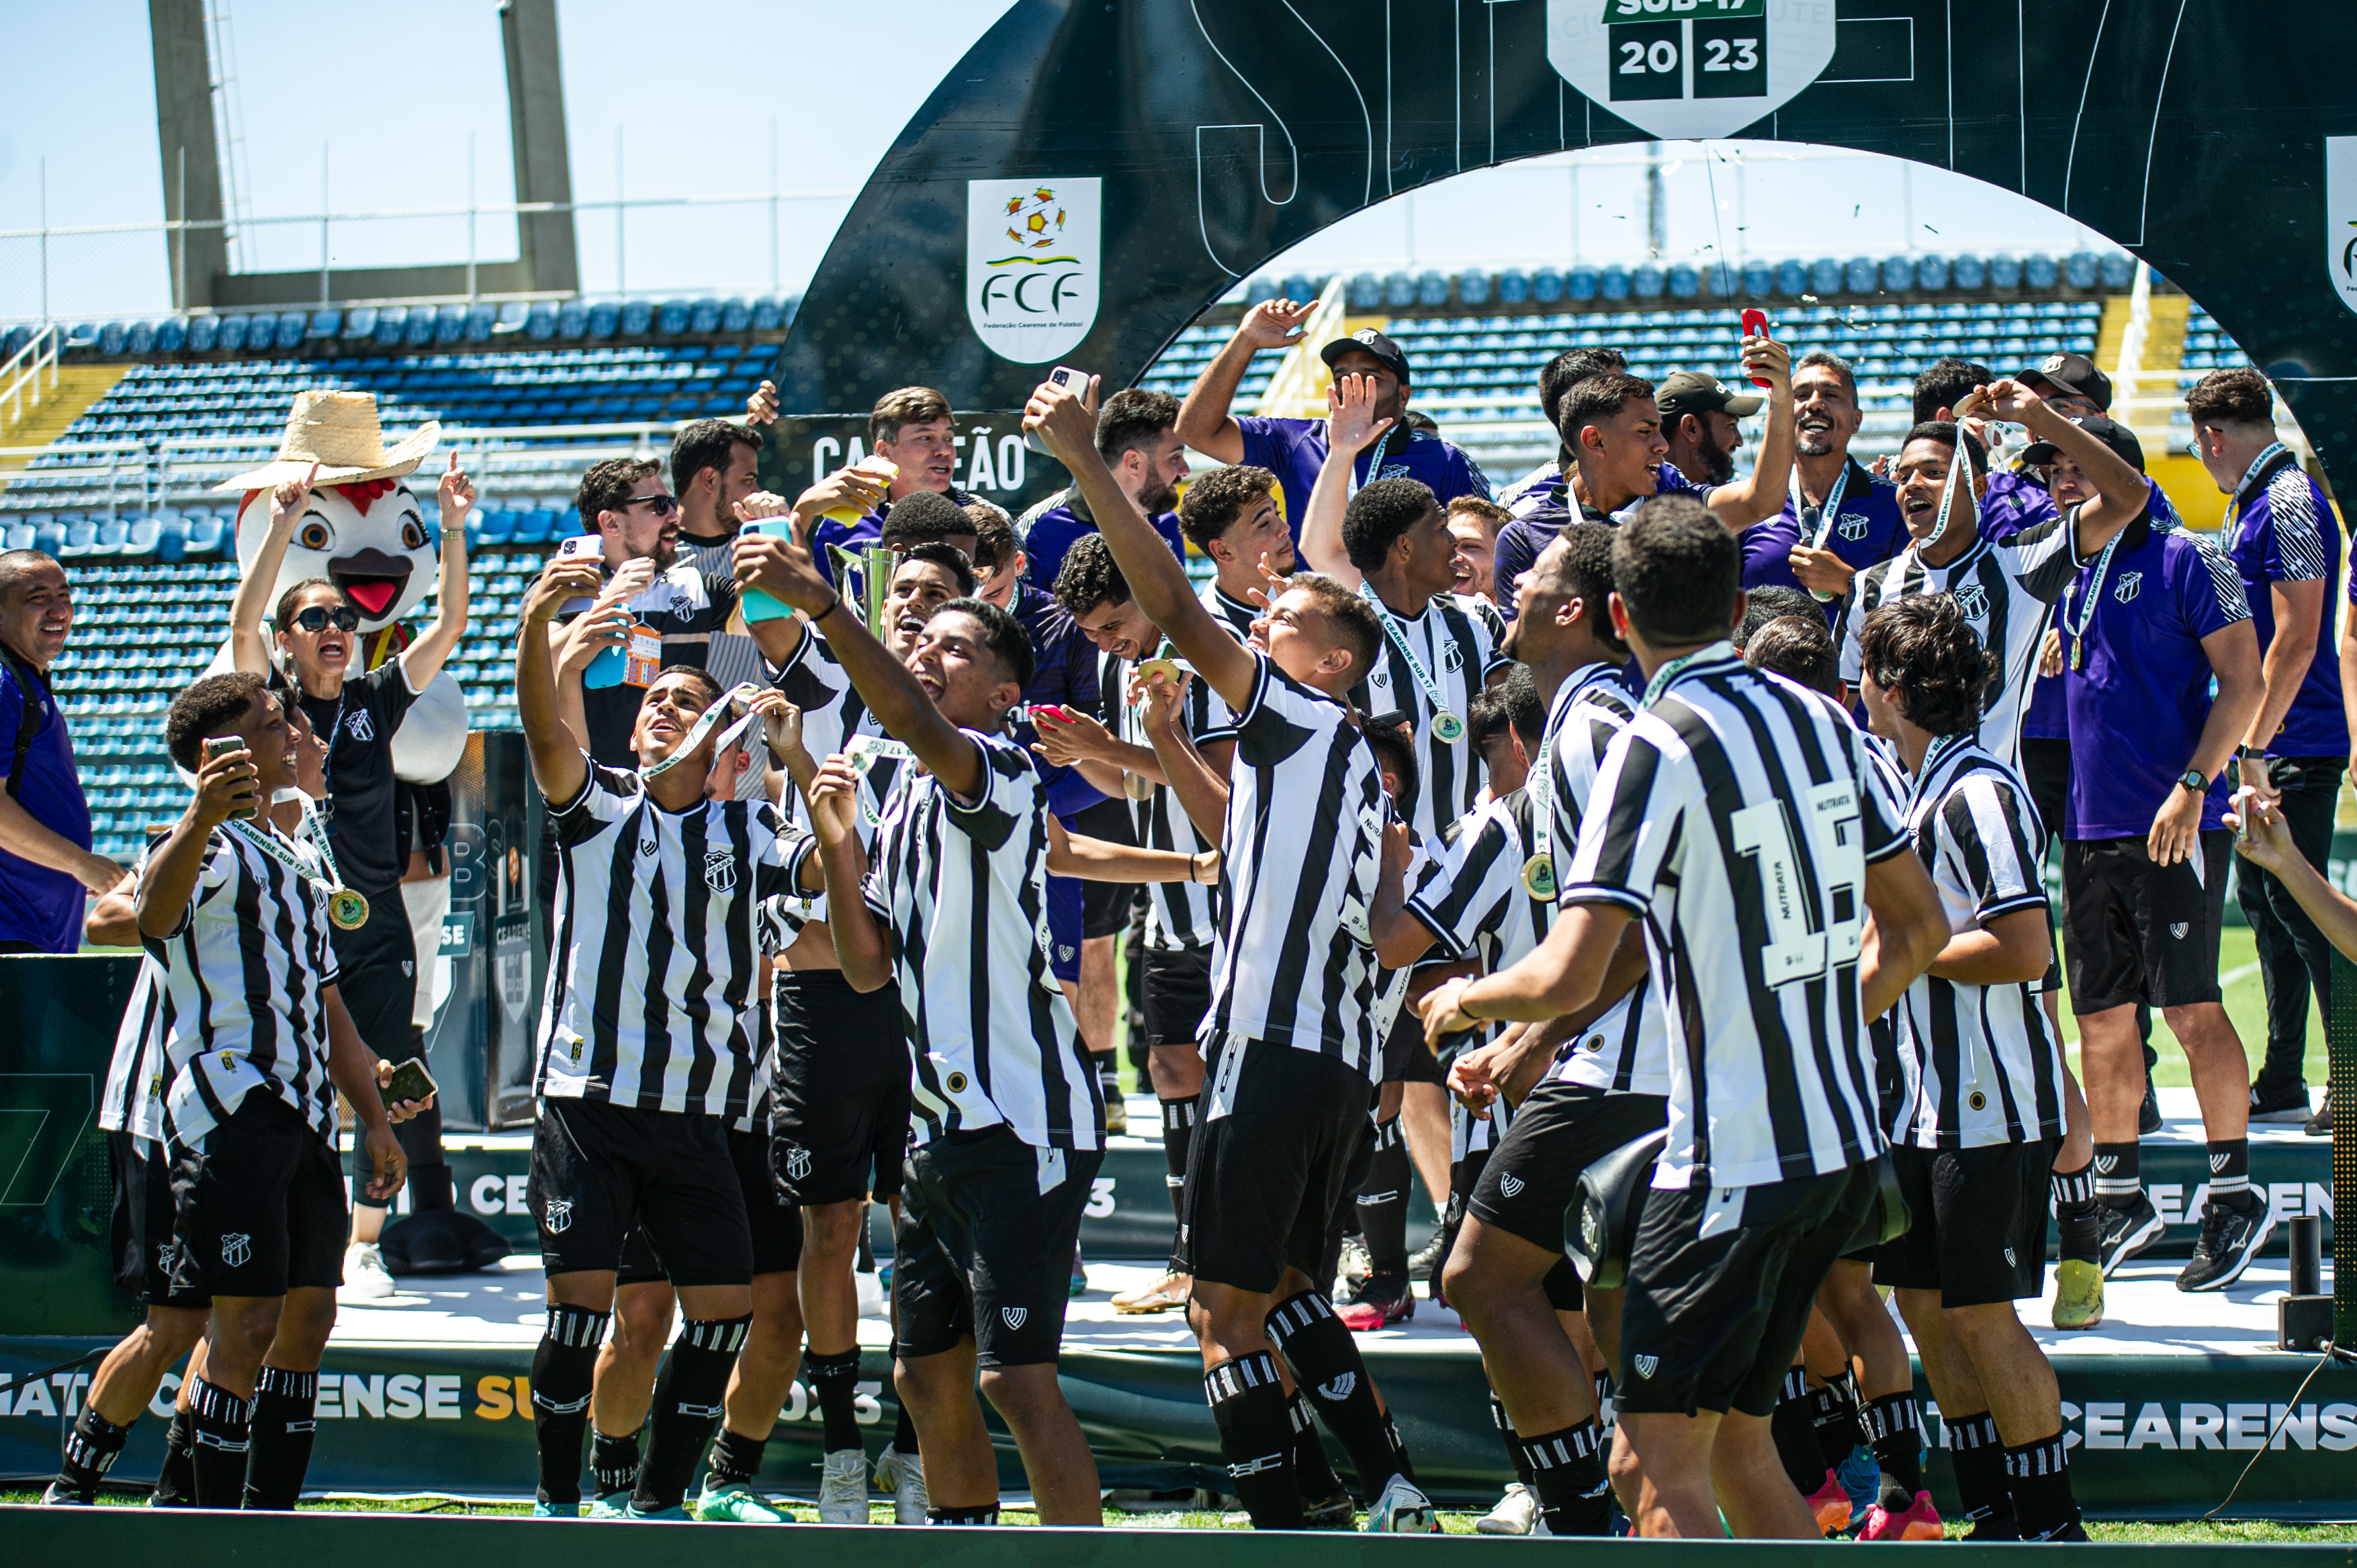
left=2114, top=571, right=2143, bottom=604
left=220, top=1232, right=252, bottom=1268
left=1440, top=641, right=1466, bottom=674
left=1002, top=1306, right=1029, bottom=1331
left=639, top=837, right=659, bottom=858
left=1836, top=512, right=1870, bottom=541
left=157, top=1240, right=180, bottom=1275
left=347, top=709, right=375, bottom=743
left=2171, top=922, right=2189, bottom=939
left=1319, top=1373, right=1356, bottom=1401
left=545, top=1199, right=574, bottom=1234
left=1499, top=1174, right=1527, bottom=1198
left=1058, top=943, right=1076, bottom=964
left=1376, top=463, right=1412, bottom=481
left=1951, top=582, right=1990, bottom=620
left=703, top=847, right=737, bottom=894
left=1632, top=1354, right=1660, bottom=1380
left=784, top=1144, right=813, bottom=1182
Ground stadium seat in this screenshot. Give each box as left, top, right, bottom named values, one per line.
left=719, top=297, right=751, bottom=332
left=3, top=524, right=33, bottom=553
left=182, top=516, right=225, bottom=557
left=59, top=520, right=99, bottom=558
left=509, top=508, right=553, bottom=547
left=526, top=303, right=559, bottom=340
left=621, top=300, right=654, bottom=336
left=464, top=304, right=498, bottom=342
left=471, top=509, right=515, bottom=548
left=154, top=516, right=187, bottom=563
left=126, top=518, right=162, bottom=557
left=273, top=313, right=306, bottom=351
left=126, top=321, right=156, bottom=356
left=658, top=299, right=692, bottom=335
left=558, top=301, right=590, bottom=338
left=308, top=310, right=343, bottom=340
left=587, top=302, right=619, bottom=338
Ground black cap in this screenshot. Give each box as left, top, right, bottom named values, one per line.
left=2016, top=351, right=2114, bottom=412
left=2018, top=414, right=2145, bottom=474
left=1321, top=328, right=1412, bottom=386
left=1656, top=370, right=1763, bottom=421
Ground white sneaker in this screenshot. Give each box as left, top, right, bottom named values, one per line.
left=1364, top=1475, right=1440, bottom=1533
left=875, top=1442, right=928, bottom=1524
left=818, top=1448, right=869, bottom=1524
left=339, top=1242, right=395, bottom=1301
left=1475, top=1482, right=1539, bottom=1535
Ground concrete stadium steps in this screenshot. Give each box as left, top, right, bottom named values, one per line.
left=0, top=365, right=128, bottom=467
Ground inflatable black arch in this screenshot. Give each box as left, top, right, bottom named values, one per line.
left=766, top=0, right=2357, bottom=498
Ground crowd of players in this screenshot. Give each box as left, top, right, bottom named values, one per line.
left=7, top=292, right=2348, bottom=1540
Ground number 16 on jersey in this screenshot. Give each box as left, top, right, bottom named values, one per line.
left=1607, top=0, right=1766, bottom=103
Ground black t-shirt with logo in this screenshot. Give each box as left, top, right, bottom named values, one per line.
left=273, top=659, right=420, bottom=898
left=570, top=561, right=743, bottom=766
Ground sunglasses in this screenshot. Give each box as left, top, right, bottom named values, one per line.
left=620, top=493, right=680, bottom=518
left=288, top=606, right=361, bottom=633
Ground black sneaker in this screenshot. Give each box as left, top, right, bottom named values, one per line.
left=1409, top=1229, right=1449, bottom=1290
left=38, top=1481, right=91, bottom=1507
left=2138, top=1078, right=2163, bottom=1136
left=1963, top=1507, right=2020, bottom=1542
left=1302, top=1489, right=1356, bottom=1529
left=2250, top=1076, right=2313, bottom=1124
left=2096, top=1193, right=2165, bottom=1277
left=2306, top=1087, right=2334, bottom=1138
left=2176, top=1194, right=2274, bottom=1291
left=1337, top=1271, right=1415, bottom=1331
left=2029, top=1518, right=2090, bottom=1542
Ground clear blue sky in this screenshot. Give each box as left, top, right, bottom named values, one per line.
left=0, top=1, right=2115, bottom=324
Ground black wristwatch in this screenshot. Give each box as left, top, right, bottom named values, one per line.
left=2177, top=768, right=2209, bottom=796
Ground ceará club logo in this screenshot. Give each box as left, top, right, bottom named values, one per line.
left=967, top=178, right=1101, bottom=364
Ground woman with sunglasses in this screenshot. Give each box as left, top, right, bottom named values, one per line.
left=229, top=455, right=475, bottom=1297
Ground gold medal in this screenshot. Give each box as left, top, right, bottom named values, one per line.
left=1433, top=710, right=1466, bottom=744
left=1520, top=853, right=1557, bottom=901
left=328, top=887, right=370, bottom=930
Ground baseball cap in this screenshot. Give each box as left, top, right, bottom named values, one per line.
left=1656, top=371, right=1763, bottom=421
left=2017, top=351, right=2114, bottom=412
left=1321, top=328, right=1412, bottom=386
left=2018, top=414, right=2145, bottom=474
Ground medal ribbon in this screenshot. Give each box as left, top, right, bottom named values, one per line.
left=639, top=682, right=766, bottom=779
left=1906, top=731, right=1975, bottom=813
left=2224, top=441, right=2291, bottom=552
left=1793, top=461, right=1853, bottom=604
left=1640, top=645, right=1720, bottom=711
left=225, top=813, right=337, bottom=894
left=1362, top=587, right=1458, bottom=728
left=2063, top=528, right=2127, bottom=668
left=1925, top=432, right=1975, bottom=551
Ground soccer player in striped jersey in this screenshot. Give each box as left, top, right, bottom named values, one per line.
left=1421, top=496, right=1949, bottom=1539
left=516, top=552, right=823, bottom=1520
left=734, top=526, right=1108, bottom=1529
left=1855, top=594, right=2084, bottom=1542
left=1026, top=374, right=1439, bottom=1534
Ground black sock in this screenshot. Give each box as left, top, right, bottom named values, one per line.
left=2051, top=1162, right=2100, bottom=1266
left=807, top=1346, right=863, bottom=1454
left=1267, top=1289, right=1411, bottom=1497
left=1522, top=1422, right=1612, bottom=1535
left=1947, top=1412, right=2015, bottom=1537
left=634, top=1315, right=751, bottom=1512
left=531, top=1304, right=609, bottom=1508
left=892, top=1400, right=918, bottom=1455
left=1811, top=1369, right=1860, bottom=1473
left=155, top=1404, right=197, bottom=1506
left=1769, top=1368, right=1826, bottom=1494
left=592, top=1426, right=642, bottom=1498
left=56, top=1405, right=132, bottom=1502
left=1858, top=1391, right=1922, bottom=1497
left=925, top=1504, right=999, bottom=1525
left=2092, top=1142, right=2141, bottom=1211
left=1205, top=1352, right=1303, bottom=1529
left=1098, top=1054, right=1122, bottom=1107
left=187, top=1377, right=253, bottom=1510
left=2003, top=1430, right=2079, bottom=1539
left=1353, top=1119, right=1411, bottom=1277
left=1159, top=1098, right=1196, bottom=1222
left=1492, top=1393, right=1536, bottom=1486
left=705, top=1425, right=768, bottom=1487
left=242, top=1366, right=317, bottom=1510
left=1290, top=1389, right=1344, bottom=1500
left=2206, top=1139, right=2253, bottom=1207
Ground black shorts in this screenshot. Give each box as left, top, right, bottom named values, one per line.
left=893, top=1127, right=1102, bottom=1368
left=112, top=1132, right=210, bottom=1309
left=618, top=1123, right=803, bottom=1284
left=2018, top=737, right=2067, bottom=852
left=2061, top=831, right=2231, bottom=1013
left=166, top=1093, right=347, bottom=1299
left=326, top=889, right=417, bottom=1061
left=1070, top=798, right=1139, bottom=940
left=530, top=1097, right=752, bottom=1288
left=1469, top=1080, right=1671, bottom=1257
left=1441, top=1144, right=1585, bottom=1309
left=1875, top=1140, right=2055, bottom=1308
left=1379, top=1006, right=1446, bottom=1085
left=1177, top=1039, right=1374, bottom=1293
left=1617, top=1162, right=1877, bottom=1420
left=771, top=969, right=910, bottom=1205
left=1141, top=944, right=1212, bottom=1049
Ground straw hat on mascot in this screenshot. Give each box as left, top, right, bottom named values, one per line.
left=210, top=391, right=467, bottom=784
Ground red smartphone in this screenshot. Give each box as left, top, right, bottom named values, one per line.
left=1740, top=309, right=1773, bottom=387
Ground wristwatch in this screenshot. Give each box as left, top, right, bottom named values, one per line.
left=2177, top=768, right=2209, bottom=796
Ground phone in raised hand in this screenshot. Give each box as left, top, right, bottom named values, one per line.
left=1024, top=367, right=1089, bottom=455
left=555, top=533, right=604, bottom=614
left=1740, top=309, right=1773, bottom=388
left=202, top=735, right=258, bottom=821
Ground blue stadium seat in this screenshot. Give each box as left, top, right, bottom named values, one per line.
left=1667, top=264, right=1699, bottom=299
left=3, top=524, right=33, bottom=553
left=526, top=303, right=559, bottom=340
left=2065, top=252, right=2100, bottom=289
left=559, top=301, right=590, bottom=338
left=126, top=321, right=156, bottom=356
left=273, top=313, right=306, bottom=351
left=588, top=302, right=619, bottom=338
left=435, top=306, right=469, bottom=345
left=307, top=310, right=342, bottom=340
left=2024, top=254, right=2059, bottom=289
left=182, top=516, right=225, bottom=558
left=658, top=299, right=691, bottom=335
left=59, top=520, right=99, bottom=558
left=126, top=518, right=162, bottom=557
left=1632, top=265, right=1665, bottom=299
left=343, top=307, right=377, bottom=339
left=719, top=298, right=751, bottom=332
left=621, top=300, right=654, bottom=336
left=463, top=304, right=498, bottom=342
left=509, top=508, right=553, bottom=547
left=155, top=516, right=188, bottom=563
left=471, top=509, right=515, bottom=548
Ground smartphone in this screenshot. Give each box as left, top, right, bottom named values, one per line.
left=202, top=735, right=258, bottom=820
left=740, top=516, right=799, bottom=623
left=555, top=533, right=604, bottom=614
left=1739, top=308, right=1773, bottom=388
left=380, top=1056, right=439, bottom=1107
left=1024, top=366, right=1090, bottom=455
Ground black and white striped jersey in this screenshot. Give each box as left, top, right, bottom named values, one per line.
left=766, top=625, right=908, bottom=925
left=140, top=825, right=342, bottom=1150
left=1562, top=646, right=1910, bottom=1190
left=1103, top=646, right=1237, bottom=952
left=1407, top=788, right=1550, bottom=983
left=1349, top=588, right=1513, bottom=842
left=1452, top=1091, right=1513, bottom=1161
left=1838, top=519, right=2077, bottom=768
left=1202, top=654, right=1386, bottom=1076
left=1889, top=736, right=2065, bottom=1149
left=99, top=957, right=170, bottom=1146
left=862, top=730, right=1102, bottom=1150
left=537, top=764, right=811, bottom=1120
left=1204, top=582, right=1261, bottom=641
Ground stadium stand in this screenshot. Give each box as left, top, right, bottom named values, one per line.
left=1, top=255, right=2241, bottom=860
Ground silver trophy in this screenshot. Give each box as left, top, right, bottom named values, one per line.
left=826, top=541, right=901, bottom=630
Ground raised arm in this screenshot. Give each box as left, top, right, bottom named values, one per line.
left=731, top=531, right=986, bottom=799
left=136, top=745, right=255, bottom=939
left=399, top=454, right=474, bottom=689
left=1968, top=379, right=2148, bottom=555
left=800, top=755, right=891, bottom=991
left=1297, top=373, right=1392, bottom=587
left=1026, top=379, right=1260, bottom=712
left=226, top=463, right=318, bottom=675
left=1701, top=336, right=1795, bottom=530
left=516, top=555, right=603, bottom=809
left=1134, top=668, right=1231, bottom=843
left=1173, top=298, right=1314, bottom=463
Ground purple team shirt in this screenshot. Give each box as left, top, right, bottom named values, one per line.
left=1738, top=456, right=1910, bottom=622
left=2221, top=453, right=2344, bottom=759
left=1237, top=417, right=1489, bottom=541
left=1491, top=462, right=1695, bottom=615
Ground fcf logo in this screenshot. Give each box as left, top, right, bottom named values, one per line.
left=968, top=179, right=1101, bottom=364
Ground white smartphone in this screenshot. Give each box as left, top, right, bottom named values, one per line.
left=555, top=534, right=603, bottom=613
left=1024, top=366, right=1090, bottom=455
